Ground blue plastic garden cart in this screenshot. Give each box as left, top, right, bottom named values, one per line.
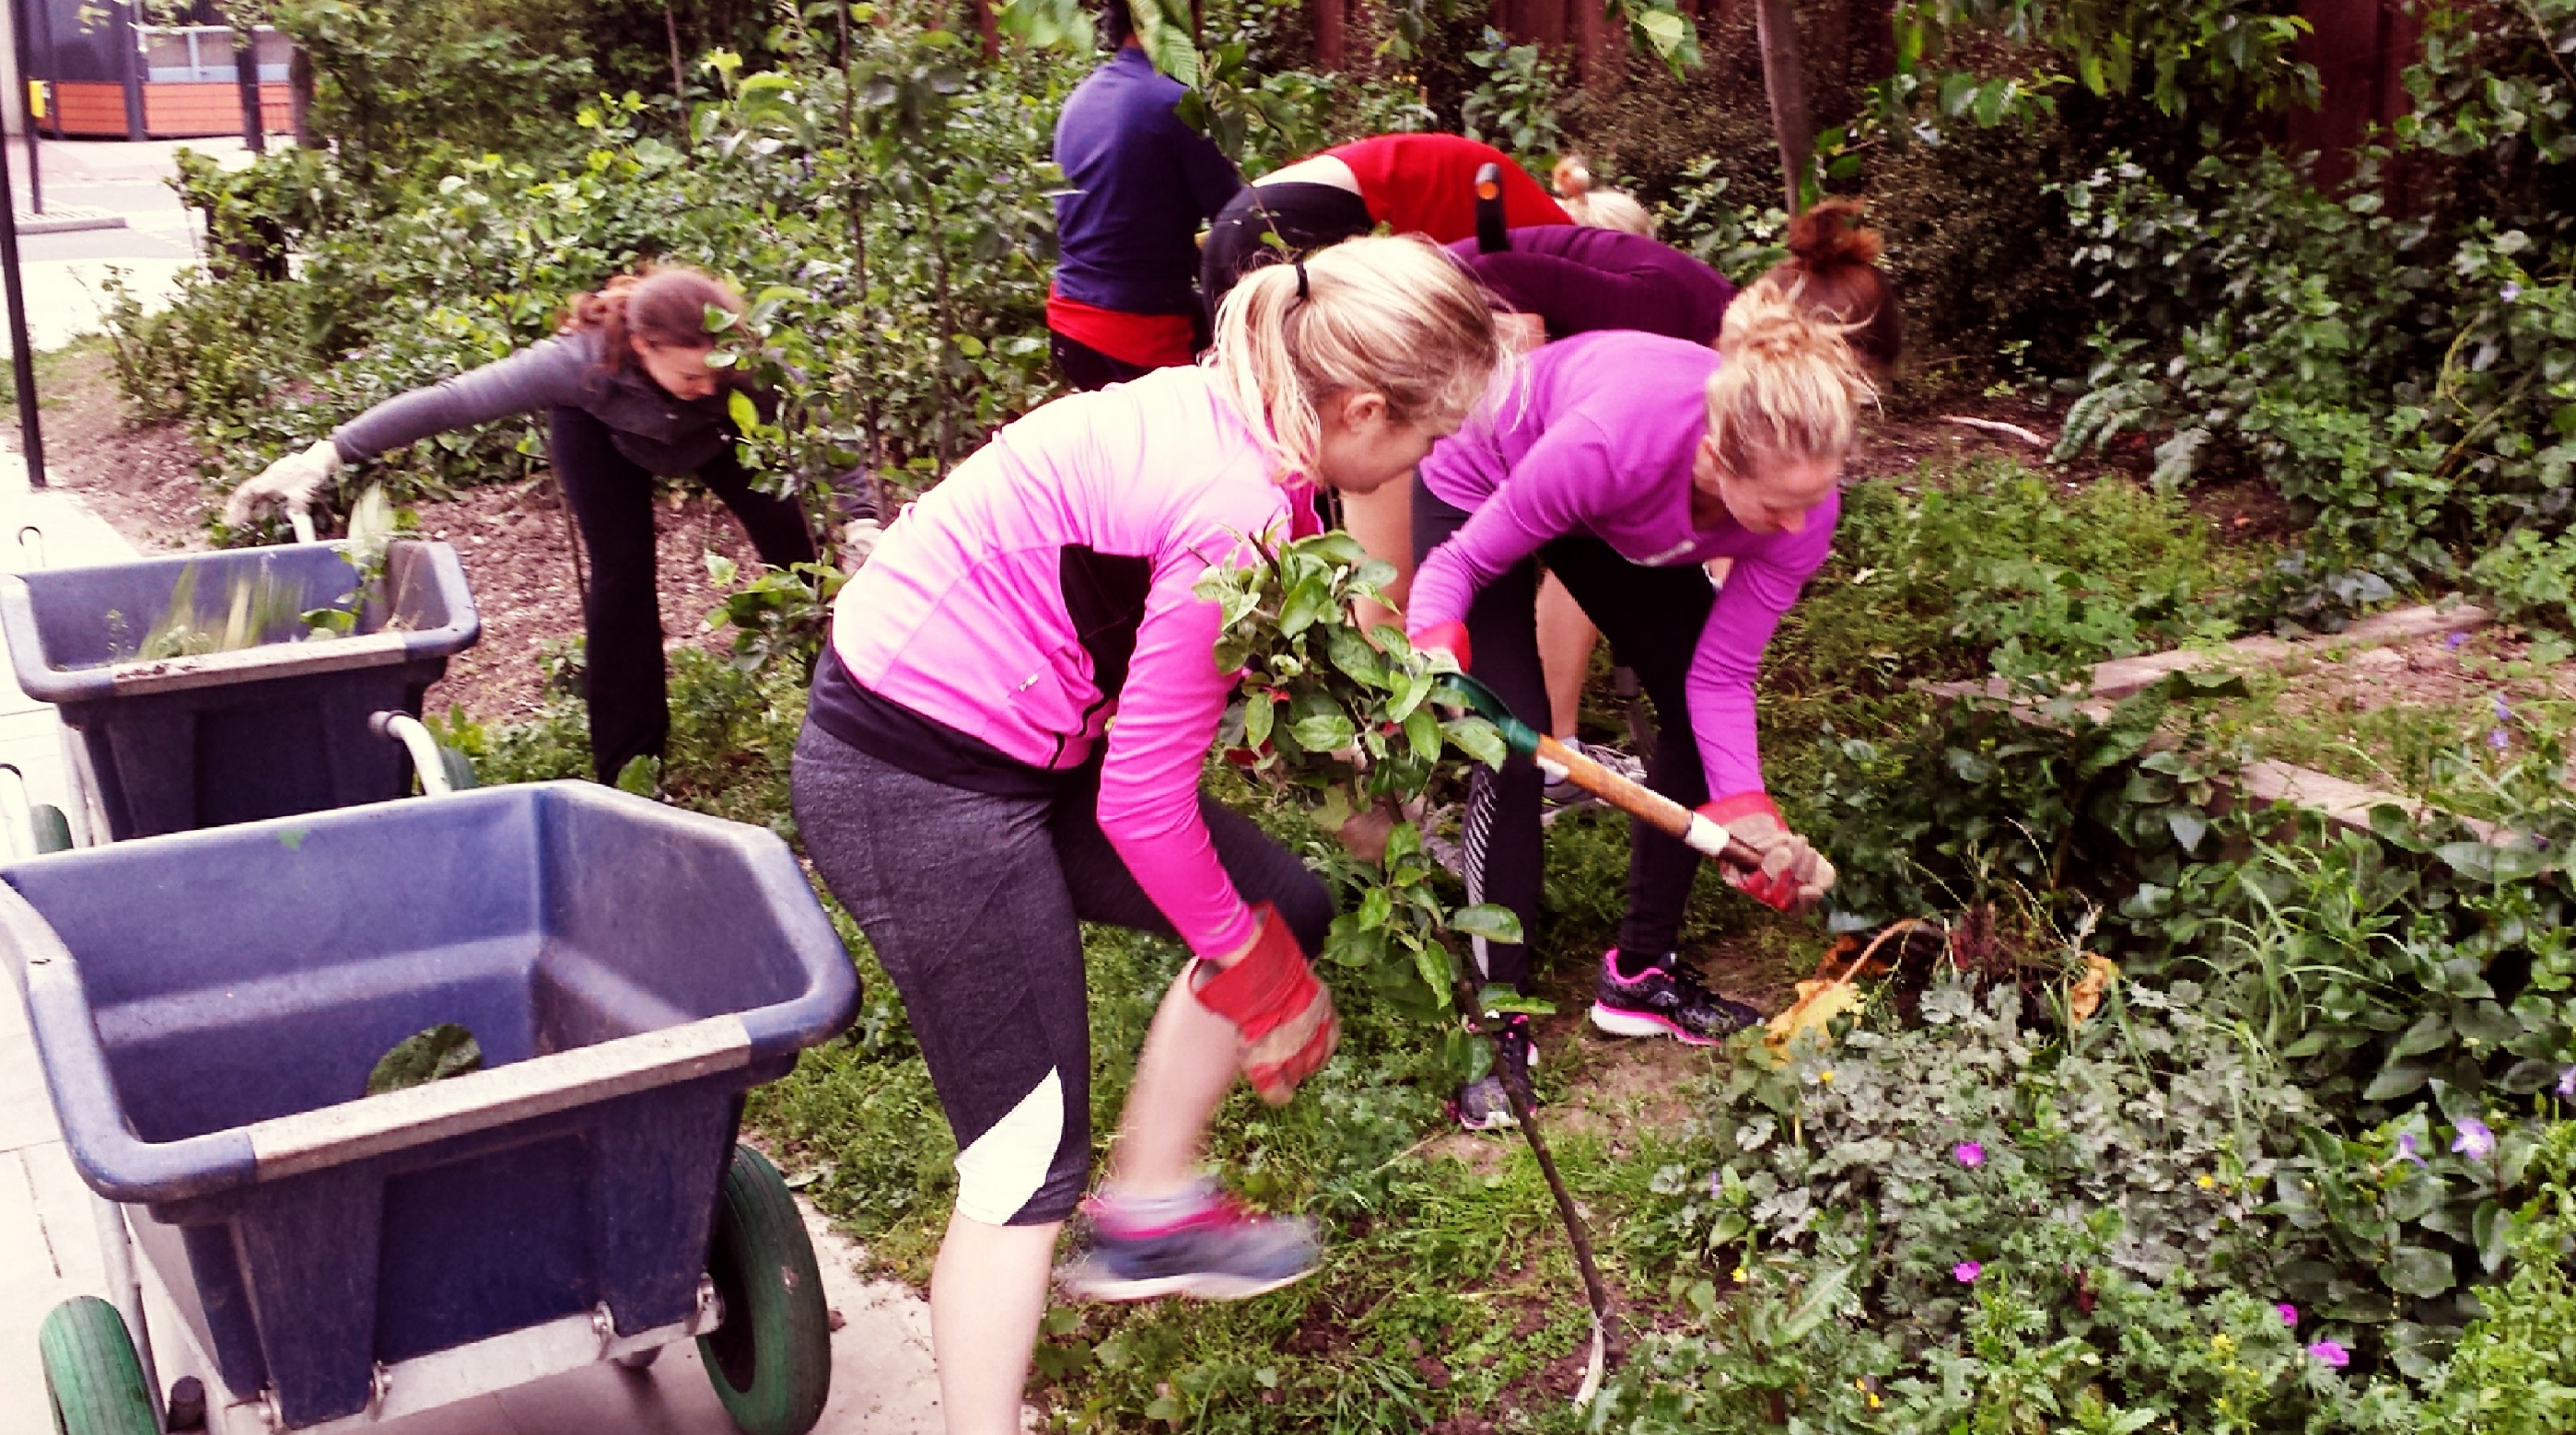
left=1, top=781, right=861, bottom=1434
left=0, top=538, right=480, bottom=842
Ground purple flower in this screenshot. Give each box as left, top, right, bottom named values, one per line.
left=2503, top=282, right=2524, bottom=303
left=2447, top=631, right=2471, bottom=650
left=2491, top=728, right=2512, bottom=751
left=1953, top=1261, right=1982, bottom=1284
left=1954, top=1141, right=1987, bottom=1169
left=2453, top=1117, right=2496, bottom=1160
left=2395, top=1132, right=2426, bottom=1165
left=2495, top=694, right=2514, bottom=722
left=2276, top=1302, right=2300, bottom=1328
left=2558, top=1067, right=2576, bottom=1099
left=2308, top=1339, right=2351, bottom=1369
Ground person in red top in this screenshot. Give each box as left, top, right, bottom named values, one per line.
left=1200, top=134, right=1569, bottom=311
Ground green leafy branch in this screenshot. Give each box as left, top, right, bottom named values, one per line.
left=1197, top=532, right=1526, bottom=1028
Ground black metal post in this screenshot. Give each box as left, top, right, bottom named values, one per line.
left=13, top=0, right=41, bottom=211
left=229, top=15, right=262, bottom=154
left=116, top=0, right=142, bottom=142
left=0, top=128, right=45, bottom=489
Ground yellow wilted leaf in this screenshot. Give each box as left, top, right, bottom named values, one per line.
left=1764, top=974, right=1866, bottom=1062
left=2069, top=953, right=2120, bottom=1026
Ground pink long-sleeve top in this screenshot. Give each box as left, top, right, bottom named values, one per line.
left=826, top=365, right=1313, bottom=957
left=1406, top=330, right=1838, bottom=802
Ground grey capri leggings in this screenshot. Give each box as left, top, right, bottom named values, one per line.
left=788, top=719, right=1335, bottom=1226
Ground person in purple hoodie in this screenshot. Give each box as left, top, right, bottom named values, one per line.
left=1045, top=0, right=1241, bottom=389
left=1406, top=286, right=1872, bottom=1129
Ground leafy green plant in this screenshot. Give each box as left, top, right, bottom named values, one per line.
left=1459, top=28, right=1565, bottom=160
left=1197, top=532, right=1521, bottom=1033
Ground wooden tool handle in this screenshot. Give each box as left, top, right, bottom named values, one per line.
left=1532, top=734, right=1760, bottom=873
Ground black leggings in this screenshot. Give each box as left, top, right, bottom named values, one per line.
left=1414, top=478, right=1717, bottom=990
left=790, top=721, right=1334, bottom=1224
left=1199, top=181, right=1375, bottom=317
left=549, top=406, right=818, bottom=781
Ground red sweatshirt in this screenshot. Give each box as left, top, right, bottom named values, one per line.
left=1323, top=134, right=1570, bottom=244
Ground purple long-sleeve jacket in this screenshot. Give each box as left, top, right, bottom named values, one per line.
left=1407, top=330, right=1837, bottom=802
left=1445, top=227, right=1736, bottom=344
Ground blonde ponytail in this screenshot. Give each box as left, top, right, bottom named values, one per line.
left=1206, top=234, right=1504, bottom=481
left=1553, top=156, right=1655, bottom=238
left=1705, top=283, right=1874, bottom=479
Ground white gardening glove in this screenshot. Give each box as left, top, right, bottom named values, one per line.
left=224, top=438, right=342, bottom=537
left=839, top=517, right=883, bottom=568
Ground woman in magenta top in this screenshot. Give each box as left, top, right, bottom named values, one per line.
left=790, top=235, right=1501, bottom=1435
left=1406, top=288, right=1870, bottom=1127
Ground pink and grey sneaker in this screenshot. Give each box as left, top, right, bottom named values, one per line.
left=1059, top=1186, right=1320, bottom=1302
left=1590, top=948, right=1762, bottom=1045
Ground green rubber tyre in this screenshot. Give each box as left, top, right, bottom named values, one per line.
left=699, top=1144, right=831, bottom=1435
left=29, top=804, right=71, bottom=855
left=39, top=1297, right=157, bottom=1435
left=436, top=744, right=480, bottom=793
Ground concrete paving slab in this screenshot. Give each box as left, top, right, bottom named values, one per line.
left=0, top=1032, right=52, bottom=1154
left=19, top=1139, right=102, bottom=1292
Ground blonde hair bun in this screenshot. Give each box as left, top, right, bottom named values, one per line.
left=1550, top=155, right=1655, bottom=238
left=1705, top=286, right=1874, bottom=481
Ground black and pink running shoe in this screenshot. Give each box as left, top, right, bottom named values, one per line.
left=1059, top=1190, right=1319, bottom=1302
left=1589, top=949, right=1762, bottom=1045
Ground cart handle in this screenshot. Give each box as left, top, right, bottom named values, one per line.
left=246, top=1016, right=756, bottom=1181
left=371, top=711, right=453, bottom=796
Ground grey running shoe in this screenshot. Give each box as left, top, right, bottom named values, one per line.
left=1590, top=949, right=1763, bottom=1046
left=1452, top=1014, right=1537, bottom=1131
left=1060, top=1192, right=1319, bottom=1301
left=1543, top=737, right=1646, bottom=809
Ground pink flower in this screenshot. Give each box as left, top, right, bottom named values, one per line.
left=1954, top=1141, right=1987, bottom=1169
left=2308, top=1339, right=2350, bottom=1369
left=2275, top=1303, right=2299, bottom=1328
left=1952, top=1261, right=1982, bottom=1283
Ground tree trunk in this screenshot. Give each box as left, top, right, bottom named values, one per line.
left=1754, top=0, right=1811, bottom=213
left=1310, top=0, right=1346, bottom=70
left=665, top=1, right=687, bottom=104
left=288, top=42, right=316, bottom=146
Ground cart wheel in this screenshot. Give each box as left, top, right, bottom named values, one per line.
left=39, top=1297, right=157, bottom=1435
left=700, top=1145, right=831, bottom=1435
left=29, top=804, right=72, bottom=855
left=615, top=1347, right=660, bottom=1371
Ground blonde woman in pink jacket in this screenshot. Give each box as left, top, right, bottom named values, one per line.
left=789, top=235, right=1503, bottom=1435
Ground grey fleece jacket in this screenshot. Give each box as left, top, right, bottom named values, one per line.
left=329, top=328, right=741, bottom=476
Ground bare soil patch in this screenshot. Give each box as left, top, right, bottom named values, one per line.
left=2213, top=623, right=2576, bottom=796
left=31, top=341, right=209, bottom=551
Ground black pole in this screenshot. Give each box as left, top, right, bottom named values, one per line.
left=229, top=14, right=262, bottom=154
left=0, top=131, right=45, bottom=489
left=13, top=0, right=40, bottom=212
left=116, top=0, right=142, bottom=142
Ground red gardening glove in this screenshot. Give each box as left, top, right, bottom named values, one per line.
left=1411, top=619, right=1473, bottom=671
left=1192, top=904, right=1339, bottom=1104
left=1700, top=793, right=1835, bottom=916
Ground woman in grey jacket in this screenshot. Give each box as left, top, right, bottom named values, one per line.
left=228, top=264, right=819, bottom=784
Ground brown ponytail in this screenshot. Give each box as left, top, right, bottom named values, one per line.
left=1754, top=199, right=1900, bottom=374
left=561, top=263, right=747, bottom=373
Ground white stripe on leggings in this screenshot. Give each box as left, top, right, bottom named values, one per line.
left=953, top=1068, right=1065, bottom=1224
